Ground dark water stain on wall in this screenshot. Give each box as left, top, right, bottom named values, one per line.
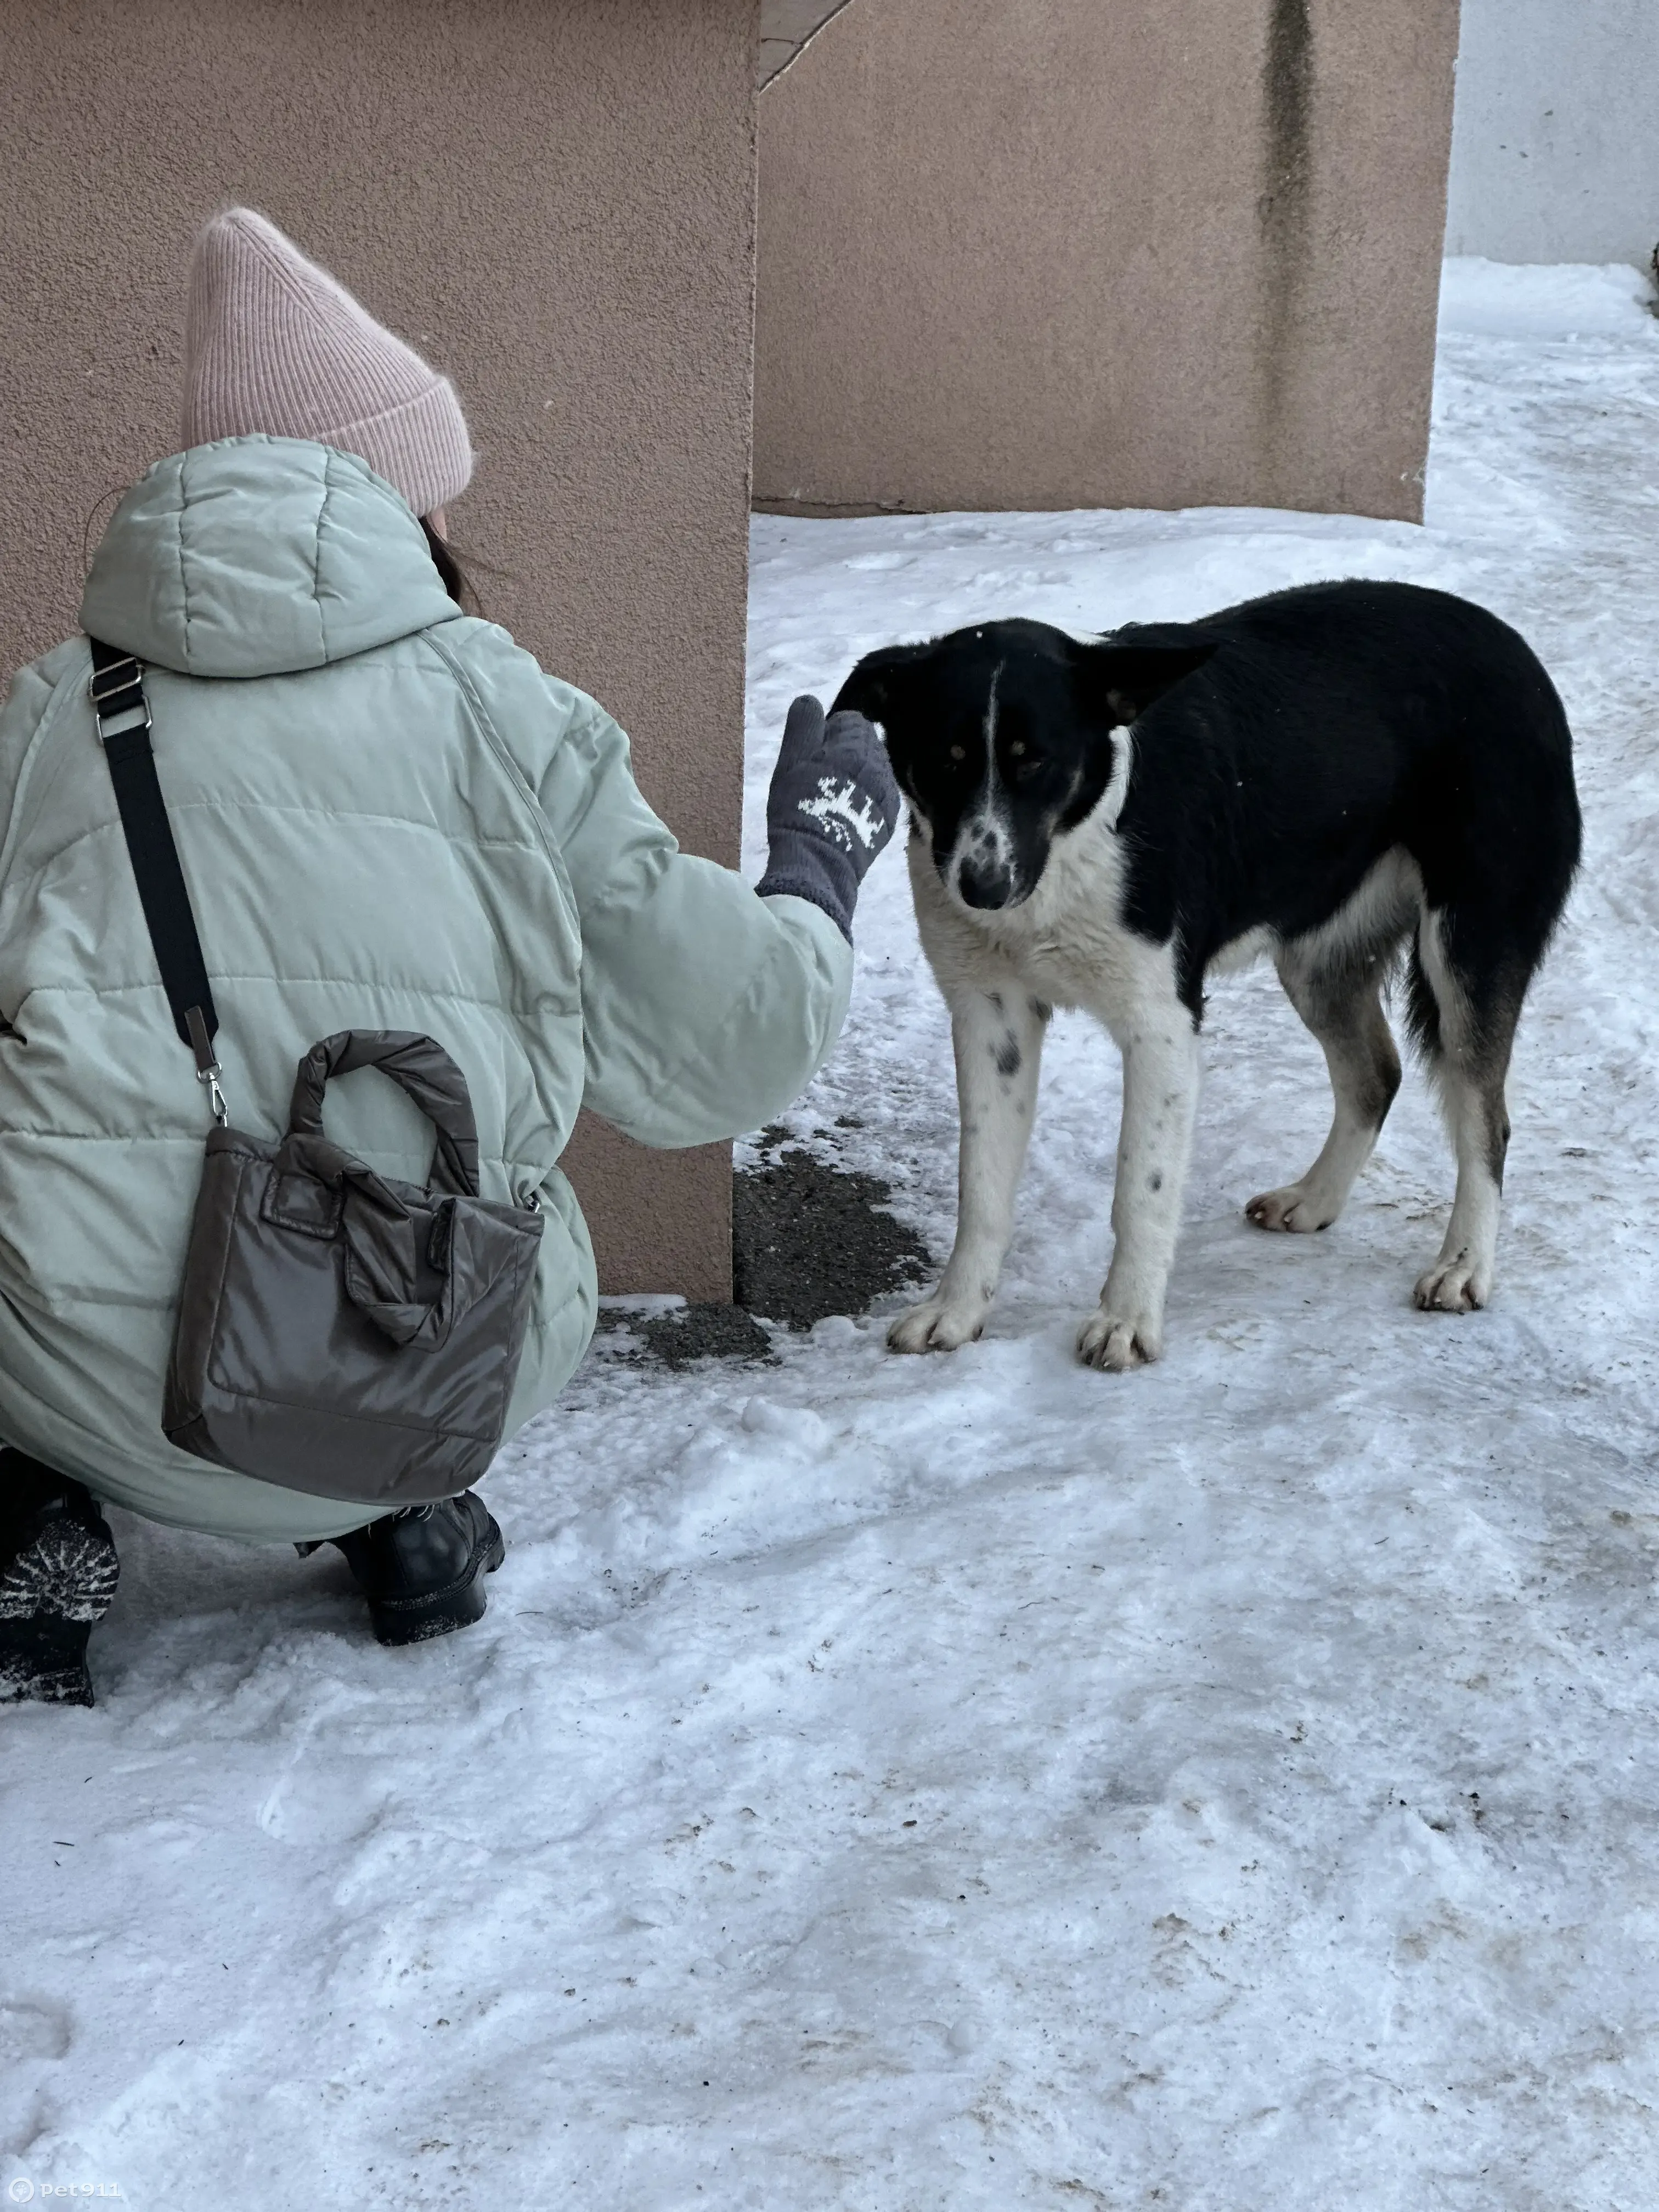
left=1257, top=0, right=1314, bottom=458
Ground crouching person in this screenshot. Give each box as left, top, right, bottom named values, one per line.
left=0, top=210, right=895, bottom=1706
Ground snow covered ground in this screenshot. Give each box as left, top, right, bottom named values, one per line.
left=7, top=260, right=1659, bottom=2209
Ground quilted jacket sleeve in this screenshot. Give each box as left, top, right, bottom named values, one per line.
left=0, top=641, right=82, bottom=881
left=534, top=689, right=853, bottom=1150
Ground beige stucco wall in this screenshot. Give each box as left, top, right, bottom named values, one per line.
left=759, top=0, right=855, bottom=84
left=0, top=0, right=761, bottom=1301
left=755, top=0, right=1459, bottom=521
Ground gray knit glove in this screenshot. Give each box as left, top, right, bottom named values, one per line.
left=756, top=696, right=900, bottom=940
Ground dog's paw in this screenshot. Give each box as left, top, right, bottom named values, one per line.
left=887, top=1293, right=988, bottom=1355
left=1245, top=1181, right=1339, bottom=1233
left=1075, top=1308, right=1161, bottom=1372
left=1413, top=1251, right=1491, bottom=1313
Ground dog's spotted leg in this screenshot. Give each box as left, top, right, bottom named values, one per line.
left=1076, top=998, right=1199, bottom=1372
left=888, top=985, right=1047, bottom=1354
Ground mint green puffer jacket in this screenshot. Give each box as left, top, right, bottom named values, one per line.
left=0, top=438, right=850, bottom=1541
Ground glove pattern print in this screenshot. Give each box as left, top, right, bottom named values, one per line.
left=794, top=773, right=890, bottom=856
left=757, top=697, right=900, bottom=941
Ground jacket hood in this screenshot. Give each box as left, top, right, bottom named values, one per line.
left=80, top=436, right=460, bottom=678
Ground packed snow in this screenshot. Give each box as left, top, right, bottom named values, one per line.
left=5, top=261, right=1659, bottom=2209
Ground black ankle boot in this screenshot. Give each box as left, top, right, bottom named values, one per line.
left=0, top=1451, right=120, bottom=1707
left=330, top=1492, right=505, bottom=1646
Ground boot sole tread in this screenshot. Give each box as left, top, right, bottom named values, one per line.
left=0, top=1518, right=118, bottom=1706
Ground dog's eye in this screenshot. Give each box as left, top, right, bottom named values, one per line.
left=949, top=744, right=966, bottom=761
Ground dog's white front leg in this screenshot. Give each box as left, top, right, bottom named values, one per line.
left=1077, top=1012, right=1200, bottom=1372
left=888, top=985, right=1047, bottom=1353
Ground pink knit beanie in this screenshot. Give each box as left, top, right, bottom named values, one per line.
left=182, top=207, right=472, bottom=517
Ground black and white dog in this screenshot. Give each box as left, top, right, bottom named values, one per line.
left=833, top=581, right=1581, bottom=1370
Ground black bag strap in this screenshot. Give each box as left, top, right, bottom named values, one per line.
left=87, top=637, right=228, bottom=1124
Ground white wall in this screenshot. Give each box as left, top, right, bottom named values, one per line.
left=1445, top=0, right=1659, bottom=266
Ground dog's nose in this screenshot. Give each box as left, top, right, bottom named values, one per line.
left=955, top=855, right=1016, bottom=909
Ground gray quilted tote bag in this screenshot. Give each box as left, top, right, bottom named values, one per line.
left=164, top=1029, right=543, bottom=1504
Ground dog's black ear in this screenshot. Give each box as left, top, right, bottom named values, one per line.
left=1080, top=641, right=1217, bottom=726
left=831, top=639, right=934, bottom=726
